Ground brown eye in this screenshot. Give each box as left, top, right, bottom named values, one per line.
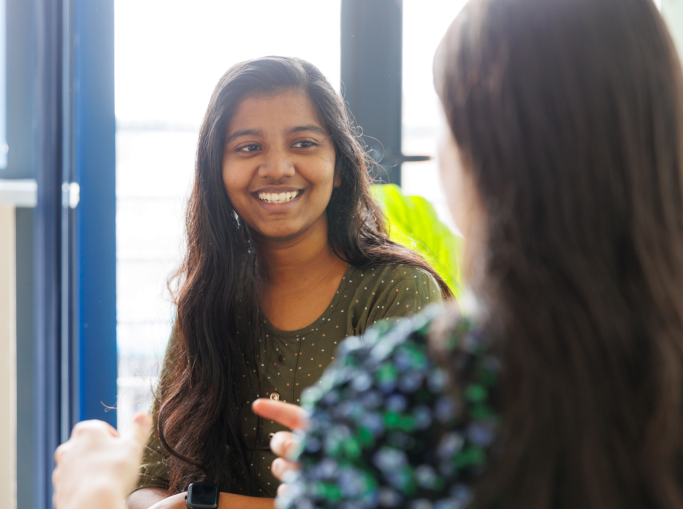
left=292, top=141, right=315, bottom=149
left=238, top=144, right=260, bottom=152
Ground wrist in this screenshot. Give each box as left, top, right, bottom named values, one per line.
left=71, top=480, right=124, bottom=509
left=186, top=483, right=219, bottom=509
left=217, top=493, right=276, bottom=509
left=147, top=491, right=188, bottom=509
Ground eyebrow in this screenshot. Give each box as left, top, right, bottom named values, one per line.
left=286, top=124, right=326, bottom=136
left=225, top=128, right=264, bottom=143
left=225, top=124, right=327, bottom=144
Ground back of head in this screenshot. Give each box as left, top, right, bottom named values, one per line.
left=435, top=0, right=683, bottom=507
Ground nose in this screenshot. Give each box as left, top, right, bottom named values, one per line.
left=258, top=146, right=295, bottom=179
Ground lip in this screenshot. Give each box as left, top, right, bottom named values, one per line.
left=251, top=188, right=304, bottom=212
left=253, top=186, right=303, bottom=194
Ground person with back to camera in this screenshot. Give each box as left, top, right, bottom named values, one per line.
left=251, top=0, right=683, bottom=508
left=52, top=413, right=151, bottom=509
left=126, top=57, right=451, bottom=509
left=54, top=0, right=683, bottom=507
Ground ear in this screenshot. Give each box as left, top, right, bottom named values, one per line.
left=333, top=171, right=342, bottom=188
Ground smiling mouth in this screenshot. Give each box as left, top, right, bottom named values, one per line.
left=256, top=190, right=302, bottom=204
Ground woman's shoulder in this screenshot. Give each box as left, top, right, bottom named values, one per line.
left=346, top=263, right=443, bottom=302
left=287, top=306, right=499, bottom=508
left=314, top=304, right=485, bottom=384
left=342, top=264, right=444, bottom=333
left=350, top=262, right=439, bottom=283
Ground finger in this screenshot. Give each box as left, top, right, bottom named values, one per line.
left=52, top=472, right=60, bottom=508
left=270, top=431, right=294, bottom=457
left=271, top=457, right=300, bottom=482
left=122, top=412, right=152, bottom=449
left=277, top=483, right=290, bottom=498
left=54, top=443, right=68, bottom=464
left=251, top=399, right=309, bottom=430
left=133, top=411, right=152, bottom=428
left=72, top=419, right=119, bottom=438
left=270, top=431, right=302, bottom=461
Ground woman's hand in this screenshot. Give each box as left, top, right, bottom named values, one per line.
left=139, top=490, right=276, bottom=509
left=53, top=412, right=151, bottom=509
left=251, top=399, right=309, bottom=496
left=145, top=492, right=186, bottom=509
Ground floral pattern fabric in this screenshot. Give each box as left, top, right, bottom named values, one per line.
left=280, top=306, right=499, bottom=509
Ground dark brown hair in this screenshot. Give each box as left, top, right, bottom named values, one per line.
left=157, top=56, right=451, bottom=494
left=435, top=0, right=683, bottom=507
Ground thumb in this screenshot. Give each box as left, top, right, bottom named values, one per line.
left=122, top=412, right=152, bottom=450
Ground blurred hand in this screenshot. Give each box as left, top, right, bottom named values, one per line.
left=251, top=399, right=309, bottom=496
left=53, top=412, right=152, bottom=509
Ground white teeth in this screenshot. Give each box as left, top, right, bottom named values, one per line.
left=257, top=190, right=300, bottom=204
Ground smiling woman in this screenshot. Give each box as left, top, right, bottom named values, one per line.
left=222, top=91, right=339, bottom=246
left=125, top=56, right=452, bottom=509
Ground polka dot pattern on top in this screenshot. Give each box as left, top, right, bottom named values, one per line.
left=135, top=264, right=444, bottom=498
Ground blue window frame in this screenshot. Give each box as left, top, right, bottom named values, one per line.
left=73, top=0, right=117, bottom=428
left=33, top=0, right=116, bottom=507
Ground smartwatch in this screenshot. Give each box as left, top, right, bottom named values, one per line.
left=185, top=483, right=219, bottom=509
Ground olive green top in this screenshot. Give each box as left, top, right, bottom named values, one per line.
left=135, top=264, right=443, bottom=498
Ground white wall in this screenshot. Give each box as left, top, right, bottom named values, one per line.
left=0, top=205, right=16, bottom=509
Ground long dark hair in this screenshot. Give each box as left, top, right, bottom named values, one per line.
left=435, top=0, right=683, bottom=507
left=157, top=56, right=451, bottom=494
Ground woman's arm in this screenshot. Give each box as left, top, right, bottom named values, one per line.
left=217, top=494, right=275, bottom=509
left=126, top=488, right=167, bottom=509
left=129, top=491, right=274, bottom=509
left=130, top=489, right=275, bottom=509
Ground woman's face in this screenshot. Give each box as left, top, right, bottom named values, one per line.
left=222, top=89, right=338, bottom=241
left=437, top=107, right=484, bottom=278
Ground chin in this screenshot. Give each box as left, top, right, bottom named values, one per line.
left=254, top=227, right=301, bottom=240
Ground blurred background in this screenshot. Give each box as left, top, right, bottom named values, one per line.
left=0, top=0, right=680, bottom=508
left=114, top=0, right=465, bottom=429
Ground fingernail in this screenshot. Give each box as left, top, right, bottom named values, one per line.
left=134, top=413, right=150, bottom=425
left=285, top=439, right=303, bottom=461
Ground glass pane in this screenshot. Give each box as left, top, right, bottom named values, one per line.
left=115, top=0, right=341, bottom=428
left=402, top=0, right=468, bottom=232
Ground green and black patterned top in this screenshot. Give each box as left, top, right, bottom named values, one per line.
left=135, top=264, right=443, bottom=497
left=279, top=305, right=498, bottom=509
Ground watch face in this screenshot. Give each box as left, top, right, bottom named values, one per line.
left=188, top=483, right=219, bottom=508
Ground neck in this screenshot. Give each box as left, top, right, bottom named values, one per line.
left=255, top=216, right=345, bottom=288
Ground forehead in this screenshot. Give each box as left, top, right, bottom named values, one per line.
left=228, top=89, right=323, bottom=133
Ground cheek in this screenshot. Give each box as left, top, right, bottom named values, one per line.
left=308, top=151, right=337, bottom=192
left=438, top=137, right=469, bottom=236
left=221, top=162, right=256, bottom=223
left=222, top=162, right=247, bottom=201
left=320, top=151, right=337, bottom=188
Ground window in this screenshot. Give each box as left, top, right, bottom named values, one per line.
left=115, top=0, right=341, bottom=427
left=401, top=0, right=467, bottom=232
left=115, top=0, right=468, bottom=427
